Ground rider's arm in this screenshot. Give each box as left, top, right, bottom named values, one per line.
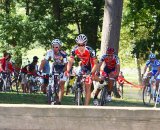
left=115, top=64, right=120, bottom=77
left=91, top=58, right=98, bottom=74
left=115, top=56, right=120, bottom=77
left=142, top=60, right=150, bottom=77
left=155, top=66, right=160, bottom=78
left=142, top=65, right=148, bottom=76
left=66, top=57, right=74, bottom=72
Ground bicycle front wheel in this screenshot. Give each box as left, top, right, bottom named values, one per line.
left=75, top=87, right=84, bottom=106
left=99, top=86, right=107, bottom=106
left=143, top=85, right=152, bottom=105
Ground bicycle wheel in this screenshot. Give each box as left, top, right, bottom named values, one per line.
left=99, top=86, right=108, bottom=106
left=143, top=85, right=152, bottom=105
left=74, top=87, right=84, bottom=105
left=47, top=85, right=53, bottom=104
left=11, top=79, right=19, bottom=93
left=118, top=84, right=123, bottom=99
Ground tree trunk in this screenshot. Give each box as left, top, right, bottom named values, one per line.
left=81, top=0, right=103, bottom=50
left=101, top=0, right=123, bottom=55
left=26, top=0, right=30, bottom=15
left=5, top=0, right=10, bottom=14
left=51, top=0, right=61, bottom=37
left=135, top=57, right=142, bottom=85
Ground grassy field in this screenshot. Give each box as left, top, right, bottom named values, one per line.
left=0, top=86, right=159, bottom=107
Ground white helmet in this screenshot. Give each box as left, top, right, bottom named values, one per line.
left=51, top=39, right=63, bottom=46
left=149, top=53, right=156, bottom=59
left=75, top=34, right=88, bottom=45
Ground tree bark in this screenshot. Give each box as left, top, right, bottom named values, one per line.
left=26, top=0, right=30, bottom=15
left=51, top=0, right=61, bottom=37
left=101, top=0, right=123, bottom=55
left=5, top=0, right=10, bottom=14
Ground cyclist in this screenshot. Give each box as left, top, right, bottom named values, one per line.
left=142, top=53, right=160, bottom=86
left=65, top=34, right=98, bottom=105
left=45, top=39, right=67, bottom=104
left=27, top=56, right=39, bottom=93
left=39, top=54, right=51, bottom=94
left=93, top=47, right=120, bottom=105
left=142, top=53, right=160, bottom=102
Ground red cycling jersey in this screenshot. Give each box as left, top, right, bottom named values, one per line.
left=100, top=54, right=120, bottom=70
left=0, top=57, right=6, bottom=72
left=70, top=45, right=96, bottom=68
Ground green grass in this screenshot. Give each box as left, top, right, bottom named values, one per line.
left=0, top=90, right=159, bottom=107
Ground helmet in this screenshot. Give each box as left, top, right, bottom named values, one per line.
left=33, top=56, right=39, bottom=60
left=51, top=39, right=63, bottom=46
left=75, top=34, right=88, bottom=45
left=106, top=47, right=115, bottom=54
left=149, top=53, right=156, bottom=59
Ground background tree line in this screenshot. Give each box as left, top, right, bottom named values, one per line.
left=0, top=0, right=160, bottom=73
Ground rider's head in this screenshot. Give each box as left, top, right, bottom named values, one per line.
left=33, top=56, right=39, bottom=64
left=75, top=34, right=87, bottom=52
left=149, top=53, right=156, bottom=62
left=106, top=47, right=115, bottom=60
left=51, top=39, right=62, bottom=53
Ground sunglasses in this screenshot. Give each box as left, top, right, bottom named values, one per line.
left=78, top=44, right=85, bottom=47
left=53, top=47, right=59, bottom=48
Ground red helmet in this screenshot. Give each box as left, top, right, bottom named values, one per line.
left=107, top=47, right=115, bottom=54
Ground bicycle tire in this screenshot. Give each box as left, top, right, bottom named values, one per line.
left=143, top=85, right=152, bottom=105
left=99, top=85, right=107, bottom=106
left=74, top=87, right=84, bottom=105
left=47, top=85, right=53, bottom=104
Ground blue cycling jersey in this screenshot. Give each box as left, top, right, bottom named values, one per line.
left=146, top=59, right=160, bottom=75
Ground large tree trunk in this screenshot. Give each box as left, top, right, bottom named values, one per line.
left=51, top=0, right=61, bottom=37
left=5, top=0, right=10, bottom=14
left=135, top=57, right=142, bottom=85
left=81, top=0, right=103, bottom=50
left=101, top=0, right=123, bottom=55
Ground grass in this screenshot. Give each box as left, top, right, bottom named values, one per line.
left=0, top=87, right=159, bottom=108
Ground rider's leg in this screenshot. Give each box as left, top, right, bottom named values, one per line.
left=59, top=80, right=65, bottom=103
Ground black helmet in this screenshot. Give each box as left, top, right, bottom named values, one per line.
left=33, top=56, right=39, bottom=60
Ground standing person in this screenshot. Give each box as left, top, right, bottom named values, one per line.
left=6, top=53, right=14, bottom=74
left=93, top=47, right=120, bottom=105
left=65, top=34, right=98, bottom=105
left=39, top=54, right=51, bottom=94
left=45, top=39, right=67, bottom=104
left=27, top=56, right=39, bottom=93
left=0, top=51, right=9, bottom=73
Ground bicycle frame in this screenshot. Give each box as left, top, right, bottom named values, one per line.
left=99, top=77, right=109, bottom=106
left=142, top=76, right=156, bottom=106
left=73, top=73, right=86, bottom=106
left=47, top=72, right=61, bottom=105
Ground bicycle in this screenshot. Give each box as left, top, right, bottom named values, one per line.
left=99, top=76, right=109, bottom=106
left=116, top=80, right=124, bottom=99
left=142, top=76, right=156, bottom=106
left=11, top=71, right=21, bottom=93
left=47, top=71, right=61, bottom=105
left=72, top=72, right=87, bottom=106
left=0, top=72, right=12, bottom=92
left=28, top=75, right=41, bottom=94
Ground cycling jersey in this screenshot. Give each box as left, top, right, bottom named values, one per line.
left=0, top=57, right=6, bottom=72
left=100, top=54, right=120, bottom=70
left=146, top=59, right=160, bottom=75
left=45, top=49, right=67, bottom=72
left=70, top=45, right=96, bottom=72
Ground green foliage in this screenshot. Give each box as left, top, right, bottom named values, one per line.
left=122, top=0, right=160, bottom=61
